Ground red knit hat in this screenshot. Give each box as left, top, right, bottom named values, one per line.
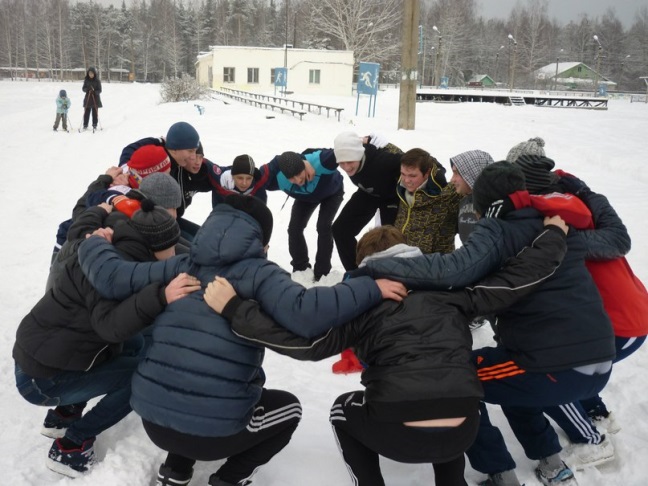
left=127, top=145, right=171, bottom=188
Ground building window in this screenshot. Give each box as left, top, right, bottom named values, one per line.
left=577, top=66, right=582, bottom=73
left=270, top=68, right=276, bottom=83
left=224, top=67, right=235, bottom=83
left=309, top=69, right=321, bottom=84
left=247, top=67, right=259, bottom=83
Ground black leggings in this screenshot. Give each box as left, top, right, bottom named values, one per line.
left=330, top=391, right=479, bottom=486
left=143, top=389, right=301, bottom=484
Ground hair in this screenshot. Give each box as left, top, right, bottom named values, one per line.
left=400, top=148, right=440, bottom=177
left=356, top=225, right=407, bottom=266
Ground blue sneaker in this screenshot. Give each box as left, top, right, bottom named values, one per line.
left=41, top=404, right=84, bottom=439
left=46, top=437, right=96, bottom=478
left=535, top=461, right=577, bottom=485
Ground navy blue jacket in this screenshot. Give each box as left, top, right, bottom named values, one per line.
left=78, top=204, right=382, bottom=437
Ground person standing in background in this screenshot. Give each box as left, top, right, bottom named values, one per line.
left=82, top=67, right=102, bottom=131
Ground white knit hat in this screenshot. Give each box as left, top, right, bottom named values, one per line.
left=334, top=131, right=365, bottom=162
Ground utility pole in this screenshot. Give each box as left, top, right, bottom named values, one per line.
left=593, top=35, right=603, bottom=96
left=398, top=0, right=419, bottom=130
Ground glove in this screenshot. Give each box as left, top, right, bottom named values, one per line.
left=111, top=195, right=141, bottom=218
left=367, top=132, right=388, bottom=149
left=484, top=197, right=515, bottom=219
left=556, top=173, right=591, bottom=197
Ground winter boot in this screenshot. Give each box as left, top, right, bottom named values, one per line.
left=477, top=469, right=523, bottom=486
left=46, top=437, right=96, bottom=478
left=589, top=410, right=621, bottom=435
left=41, top=403, right=86, bottom=438
left=208, top=475, right=252, bottom=486
left=562, top=434, right=615, bottom=470
left=156, top=463, right=193, bottom=486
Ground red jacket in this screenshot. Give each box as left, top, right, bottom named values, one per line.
left=509, top=190, right=648, bottom=338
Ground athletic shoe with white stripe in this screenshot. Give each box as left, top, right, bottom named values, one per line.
left=562, top=435, right=615, bottom=470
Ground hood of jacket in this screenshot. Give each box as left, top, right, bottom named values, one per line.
left=190, top=204, right=267, bottom=268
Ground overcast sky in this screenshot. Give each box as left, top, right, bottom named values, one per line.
left=478, top=0, right=646, bottom=26
left=93, top=0, right=646, bottom=28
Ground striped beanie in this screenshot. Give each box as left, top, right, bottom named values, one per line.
left=514, top=155, right=559, bottom=194
left=449, top=150, right=495, bottom=189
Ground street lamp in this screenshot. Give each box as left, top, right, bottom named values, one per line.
left=418, top=25, right=425, bottom=88
left=620, top=54, right=630, bottom=91
left=494, top=45, right=504, bottom=84
left=508, top=34, right=517, bottom=91
left=429, top=46, right=435, bottom=86
left=553, top=48, right=564, bottom=91
left=593, top=34, right=603, bottom=96
left=433, top=25, right=442, bottom=86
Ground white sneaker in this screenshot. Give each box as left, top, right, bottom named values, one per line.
left=591, top=411, right=621, bottom=435
left=562, top=435, right=615, bottom=470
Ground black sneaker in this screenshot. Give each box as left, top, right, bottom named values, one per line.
left=156, top=464, right=193, bottom=486
left=46, top=437, right=96, bottom=478
left=41, top=404, right=85, bottom=439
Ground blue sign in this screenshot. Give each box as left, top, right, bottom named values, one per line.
left=440, top=76, right=449, bottom=89
left=274, top=68, right=287, bottom=87
left=357, top=62, right=380, bottom=95
left=598, top=83, right=608, bottom=97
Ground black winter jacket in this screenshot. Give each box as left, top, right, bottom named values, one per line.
left=14, top=208, right=166, bottom=378
left=82, top=67, right=102, bottom=108
left=349, top=143, right=402, bottom=202
left=226, top=226, right=569, bottom=421
left=361, top=208, right=616, bottom=372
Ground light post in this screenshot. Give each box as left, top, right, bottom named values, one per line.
left=620, top=54, right=630, bottom=91
left=429, top=46, right=435, bottom=86
left=553, top=48, right=564, bottom=91
left=593, top=34, right=603, bottom=96
left=508, top=34, right=517, bottom=91
left=433, top=25, right=442, bottom=86
left=419, top=25, right=424, bottom=88
left=494, top=45, right=504, bottom=84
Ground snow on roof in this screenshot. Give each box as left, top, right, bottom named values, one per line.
left=534, top=62, right=582, bottom=76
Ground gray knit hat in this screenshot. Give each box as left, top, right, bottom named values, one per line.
left=130, top=199, right=181, bottom=252
left=506, top=137, right=546, bottom=163
left=278, top=151, right=306, bottom=179
left=449, top=150, right=495, bottom=189
left=138, top=173, right=182, bottom=209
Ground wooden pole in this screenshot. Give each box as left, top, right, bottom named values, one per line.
left=398, top=0, right=419, bottom=130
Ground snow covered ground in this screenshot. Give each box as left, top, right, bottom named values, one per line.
left=1, top=79, right=647, bottom=486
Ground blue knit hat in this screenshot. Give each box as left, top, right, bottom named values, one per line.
left=166, top=122, right=200, bottom=150
left=59, top=89, right=67, bottom=97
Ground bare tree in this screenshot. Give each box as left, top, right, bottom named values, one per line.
left=302, top=0, right=402, bottom=64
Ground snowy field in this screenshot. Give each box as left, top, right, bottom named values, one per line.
left=1, top=79, right=647, bottom=485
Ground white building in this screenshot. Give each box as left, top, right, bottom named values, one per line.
left=196, top=46, right=354, bottom=96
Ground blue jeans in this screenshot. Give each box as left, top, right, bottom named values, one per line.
left=15, top=335, right=145, bottom=444
left=467, top=346, right=611, bottom=475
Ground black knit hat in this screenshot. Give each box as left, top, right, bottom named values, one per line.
left=232, top=154, right=256, bottom=176
left=472, top=161, right=526, bottom=216
left=278, top=151, right=306, bottom=179
left=224, top=194, right=273, bottom=246
left=130, top=199, right=181, bottom=252
left=514, top=155, right=559, bottom=194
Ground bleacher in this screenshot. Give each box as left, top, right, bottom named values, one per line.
left=213, top=87, right=345, bottom=121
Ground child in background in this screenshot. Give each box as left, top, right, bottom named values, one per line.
left=53, top=89, right=71, bottom=132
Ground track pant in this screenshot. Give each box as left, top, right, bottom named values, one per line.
left=332, top=190, right=399, bottom=271
left=467, top=346, right=611, bottom=475
left=544, top=335, right=645, bottom=443
left=143, top=389, right=301, bottom=485
left=288, top=189, right=344, bottom=278
left=330, top=391, right=478, bottom=486
left=53, top=113, right=68, bottom=130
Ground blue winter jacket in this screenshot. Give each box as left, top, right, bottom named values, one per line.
left=56, top=96, right=71, bottom=114
left=264, top=149, right=343, bottom=203
left=78, top=204, right=382, bottom=437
